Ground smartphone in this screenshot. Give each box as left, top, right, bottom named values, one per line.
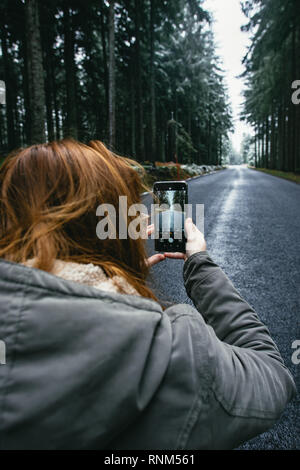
left=153, top=181, right=188, bottom=253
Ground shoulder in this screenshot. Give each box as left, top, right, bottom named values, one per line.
left=112, top=303, right=215, bottom=450
left=163, top=303, right=215, bottom=381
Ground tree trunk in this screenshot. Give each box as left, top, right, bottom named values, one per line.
left=261, top=121, right=265, bottom=167
left=130, top=65, right=136, bottom=157
left=63, top=5, right=78, bottom=139
left=258, top=123, right=262, bottom=166
left=108, top=0, right=116, bottom=149
left=43, top=43, right=55, bottom=141
left=51, top=64, right=60, bottom=140
left=265, top=116, right=269, bottom=169
left=0, top=23, right=15, bottom=150
left=282, top=104, right=287, bottom=171
left=254, top=124, right=258, bottom=167
left=270, top=108, right=275, bottom=170
left=277, top=104, right=283, bottom=170
left=100, top=0, right=109, bottom=132
left=207, top=108, right=212, bottom=164
left=135, top=0, right=145, bottom=160
left=284, top=107, right=293, bottom=171
left=20, top=21, right=31, bottom=146
left=25, top=0, right=46, bottom=144
left=149, top=0, right=156, bottom=161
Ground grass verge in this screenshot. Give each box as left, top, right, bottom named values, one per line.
left=249, top=167, right=300, bottom=184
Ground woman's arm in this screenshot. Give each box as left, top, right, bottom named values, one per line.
left=182, top=250, right=297, bottom=448
left=125, top=219, right=296, bottom=449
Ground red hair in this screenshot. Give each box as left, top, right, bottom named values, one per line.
left=0, top=139, right=157, bottom=301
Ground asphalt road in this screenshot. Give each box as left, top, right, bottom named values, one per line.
left=145, top=166, right=300, bottom=450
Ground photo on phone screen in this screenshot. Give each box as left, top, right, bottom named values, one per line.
left=153, top=181, right=188, bottom=253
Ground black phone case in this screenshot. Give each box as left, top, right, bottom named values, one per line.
left=155, top=236, right=187, bottom=253
left=153, top=181, right=188, bottom=254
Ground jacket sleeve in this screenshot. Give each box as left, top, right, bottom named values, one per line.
left=182, top=251, right=297, bottom=449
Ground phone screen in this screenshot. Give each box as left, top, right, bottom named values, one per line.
left=153, top=181, right=188, bottom=253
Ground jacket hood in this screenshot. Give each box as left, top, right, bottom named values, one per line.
left=0, top=259, right=172, bottom=450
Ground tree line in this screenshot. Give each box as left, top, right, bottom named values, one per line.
left=241, top=0, right=300, bottom=172
left=0, top=0, right=232, bottom=165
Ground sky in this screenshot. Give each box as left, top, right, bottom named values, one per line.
left=203, top=0, right=253, bottom=152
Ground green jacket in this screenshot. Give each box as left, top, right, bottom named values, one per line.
left=0, top=252, right=296, bottom=449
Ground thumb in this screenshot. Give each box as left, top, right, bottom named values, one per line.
left=184, top=218, right=195, bottom=237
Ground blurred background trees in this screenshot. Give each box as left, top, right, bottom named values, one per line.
left=241, top=0, right=300, bottom=172
left=0, top=0, right=232, bottom=164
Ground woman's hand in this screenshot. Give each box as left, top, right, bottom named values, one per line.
left=164, top=218, right=206, bottom=261
left=146, top=219, right=206, bottom=267
left=184, top=218, right=206, bottom=258
left=146, top=224, right=166, bottom=267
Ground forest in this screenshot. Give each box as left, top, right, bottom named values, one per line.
left=0, top=0, right=232, bottom=166
left=0, top=0, right=299, bottom=172
left=241, top=0, right=300, bottom=172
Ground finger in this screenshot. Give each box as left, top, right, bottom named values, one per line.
left=184, top=217, right=194, bottom=237
left=164, top=252, right=186, bottom=260
left=147, top=254, right=166, bottom=267
left=147, top=224, right=155, bottom=236
left=185, top=218, right=204, bottom=237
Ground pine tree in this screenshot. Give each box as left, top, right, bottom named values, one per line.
left=25, top=0, right=46, bottom=144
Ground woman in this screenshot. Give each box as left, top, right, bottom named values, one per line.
left=0, top=139, right=296, bottom=450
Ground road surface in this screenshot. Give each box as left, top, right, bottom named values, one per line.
left=145, top=166, right=299, bottom=450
